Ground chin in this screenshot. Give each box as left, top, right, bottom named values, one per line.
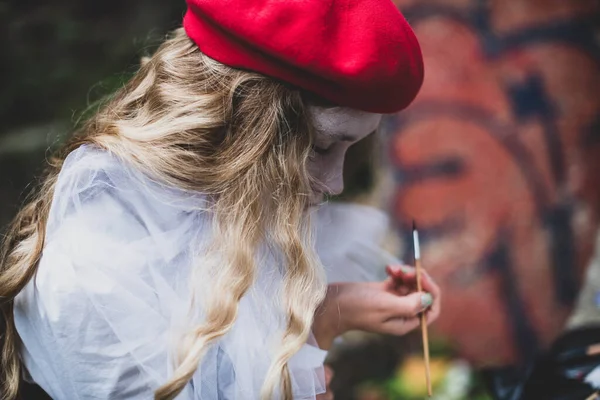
left=307, top=195, right=326, bottom=209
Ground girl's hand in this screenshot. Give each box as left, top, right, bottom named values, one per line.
left=315, top=365, right=334, bottom=400
left=384, top=264, right=441, bottom=323
left=313, top=265, right=441, bottom=349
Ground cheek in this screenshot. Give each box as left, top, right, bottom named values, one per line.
left=307, top=153, right=345, bottom=184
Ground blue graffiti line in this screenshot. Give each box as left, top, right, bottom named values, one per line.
left=507, top=74, right=565, bottom=185
left=389, top=1, right=597, bottom=362
left=402, top=2, right=600, bottom=62
left=488, top=17, right=600, bottom=61
left=402, top=1, right=599, bottom=187
left=487, top=230, right=540, bottom=364
left=393, top=156, right=466, bottom=186
left=386, top=101, right=551, bottom=214
left=388, top=101, right=579, bottom=306
left=386, top=100, right=579, bottom=363
left=544, top=203, right=579, bottom=305
left=582, top=114, right=600, bottom=147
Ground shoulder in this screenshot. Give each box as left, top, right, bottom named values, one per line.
left=12, top=147, right=207, bottom=398
left=35, top=145, right=205, bottom=303
left=47, top=145, right=206, bottom=243
left=14, top=147, right=201, bottom=388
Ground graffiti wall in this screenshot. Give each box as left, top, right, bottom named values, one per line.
left=386, top=0, right=600, bottom=366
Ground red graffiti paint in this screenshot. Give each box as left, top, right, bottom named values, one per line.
left=388, top=0, right=600, bottom=366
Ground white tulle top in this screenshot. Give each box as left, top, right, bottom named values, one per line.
left=13, top=145, right=391, bottom=399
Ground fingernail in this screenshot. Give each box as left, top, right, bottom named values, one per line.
left=390, top=265, right=413, bottom=274
left=401, top=265, right=415, bottom=273
left=420, top=293, right=433, bottom=309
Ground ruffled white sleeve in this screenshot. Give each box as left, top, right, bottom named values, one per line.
left=314, top=202, right=396, bottom=283
left=13, top=146, right=327, bottom=399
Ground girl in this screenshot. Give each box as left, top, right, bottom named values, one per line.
left=0, top=0, right=441, bottom=399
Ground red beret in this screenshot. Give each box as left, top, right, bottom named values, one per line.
left=183, top=0, right=424, bottom=114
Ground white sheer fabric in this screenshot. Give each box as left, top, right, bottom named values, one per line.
left=13, top=145, right=392, bottom=399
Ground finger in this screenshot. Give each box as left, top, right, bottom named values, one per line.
left=386, top=266, right=419, bottom=292
left=387, top=267, right=441, bottom=320
left=420, top=272, right=441, bottom=316
left=396, top=286, right=412, bottom=296
left=386, top=264, right=416, bottom=280
left=428, top=290, right=441, bottom=321
left=399, top=268, right=440, bottom=302
left=316, top=392, right=333, bottom=400
left=388, top=282, right=413, bottom=296
left=382, top=316, right=421, bottom=336
left=324, top=365, right=334, bottom=385
left=388, top=272, right=441, bottom=312
left=385, top=265, right=417, bottom=293
left=389, top=266, right=438, bottom=292
left=425, top=305, right=440, bottom=325
left=317, top=366, right=335, bottom=400
left=382, top=276, right=413, bottom=295
left=420, top=271, right=441, bottom=299
left=385, top=291, right=433, bottom=317
left=422, top=289, right=441, bottom=324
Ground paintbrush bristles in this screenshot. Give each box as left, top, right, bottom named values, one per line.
left=412, top=225, right=421, bottom=261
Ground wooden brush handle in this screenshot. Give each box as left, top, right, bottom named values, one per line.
left=415, top=258, right=432, bottom=396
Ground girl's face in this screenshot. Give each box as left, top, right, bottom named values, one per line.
left=307, top=106, right=383, bottom=205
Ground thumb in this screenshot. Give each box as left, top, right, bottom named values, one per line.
left=324, top=365, right=333, bottom=385
left=399, top=291, right=433, bottom=316
left=386, top=264, right=416, bottom=280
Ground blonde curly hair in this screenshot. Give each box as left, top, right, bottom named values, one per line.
left=0, top=28, right=327, bottom=400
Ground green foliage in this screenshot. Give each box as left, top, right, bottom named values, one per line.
left=0, top=1, right=184, bottom=133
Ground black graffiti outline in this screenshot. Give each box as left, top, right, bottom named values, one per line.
left=387, top=0, right=600, bottom=364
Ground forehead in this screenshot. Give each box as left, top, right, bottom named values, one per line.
left=308, top=106, right=383, bottom=138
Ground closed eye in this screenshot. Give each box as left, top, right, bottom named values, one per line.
left=312, top=144, right=333, bottom=155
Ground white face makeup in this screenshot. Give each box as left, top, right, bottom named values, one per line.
left=307, top=106, right=383, bottom=205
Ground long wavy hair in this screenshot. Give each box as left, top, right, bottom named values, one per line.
left=0, top=28, right=327, bottom=400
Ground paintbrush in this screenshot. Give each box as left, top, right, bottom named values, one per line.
left=413, top=221, right=432, bottom=397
